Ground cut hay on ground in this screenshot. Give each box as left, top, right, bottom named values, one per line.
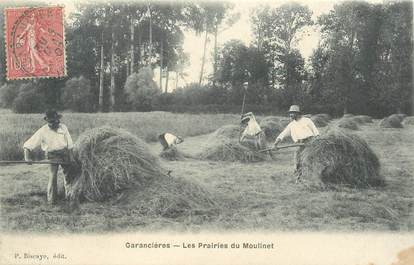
left=199, top=137, right=267, bottom=163
left=68, top=126, right=166, bottom=201
left=159, top=146, right=186, bottom=161
left=334, top=118, right=359, bottom=130
left=380, top=115, right=403, bottom=128
left=299, top=129, right=382, bottom=187
left=120, top=175, right=218, bottom=218
left=212, top=124, right=241, bottom=138
left=311, top=114, right=329, bottom=127
left=353, top=115, right=373, bottom=124
left=402, top=116, right=414, bottom=126
left=259, top=120, right=283, bottom=142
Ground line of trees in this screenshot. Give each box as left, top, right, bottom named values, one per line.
left=0, top=1, right=412, bottom=117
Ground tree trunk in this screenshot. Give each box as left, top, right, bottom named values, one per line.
left=159, top=41, right=163, bottom=91
left=199, top=28, right=208, bottom=86
left=99, top=31, right=104, bottom=112
left=165, top=66, right=169, bottom=93
left=175, top=71, right=179, bottom=90
left=138, top=30, right=142, bottom=68
left=109, top=30, right=116, bottom=111
left=148, top=4, right=152, bottom=68
left=213, top=18, right=218, bottom=87
left=130, top=18, right=135, bottom=74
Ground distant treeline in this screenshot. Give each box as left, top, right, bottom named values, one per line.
left=0, top=1, right=412, bottom=117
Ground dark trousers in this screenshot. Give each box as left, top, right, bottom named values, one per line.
left=46, top=150, right=73, bottom=204
left=294, top=136, right=314, bottom=173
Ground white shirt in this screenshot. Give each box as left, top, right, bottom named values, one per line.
left=23, top=124, right=73, bottom=152
left=241, top=115, right=262, bottom=141
left=164, top=133, right=180, bottom=147
left=276, top=117, right=319, bottom=143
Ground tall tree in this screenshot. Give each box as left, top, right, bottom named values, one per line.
left=251, top=3, right=312, bottom=103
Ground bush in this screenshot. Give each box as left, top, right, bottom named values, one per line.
left=124, top=67, right=161, bottom=111
left=12, top=83, right=46, bottom=113
left=61, top=76, right=95, bottom=112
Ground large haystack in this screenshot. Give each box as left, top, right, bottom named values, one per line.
left=393, top=113, right=407, bottom=122
left=212, top=124, right=241, bottom=138
left=299, top=129, right=382, bottom=187
left=199, top=137, right=267, bottom=163
left=68, top=126, right=166, bottom=201
left=335, top=118, right=359, bottom=130
left=353, top=115, right=373, bottom=124
left=402, top=116, right=414, bottom=126
left=67, top=127, right=217, bottom=218
left=379, top=115, right=403, bottom=128
left=311, top=114, right=329, bottom=127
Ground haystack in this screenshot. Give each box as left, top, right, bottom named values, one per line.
left=389, top=114, right=406, bottom=122
left=67, top=127, right=218, bottom=218
left=311, top=114, right=329, bottom=127
left=212, top=124, right=241, bottom=138
left=353, top=115, right=373, bottom=124
left=68, top=126, right=166, bottom=201
left=199, top=137, right=267, bottom=163
left=159, top=146, right=185, bottom=161
left=402, top=116, right=414, bottom=126
left=299, top=129, right=382, bottom=187
left=335, top=118, right=359, bottom=130
left=379, top=115, right=403, bottom=128
left=278, top=118, right=291, bottom=128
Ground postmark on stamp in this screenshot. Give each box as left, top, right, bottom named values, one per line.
left=5, top=6, right=66, bottom=80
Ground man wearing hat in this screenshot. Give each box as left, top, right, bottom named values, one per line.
left=23, top=110, right=75, bottom=204
left=273, top=105, right=319, bottom=178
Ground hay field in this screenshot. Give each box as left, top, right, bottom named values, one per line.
left=0, top=112, right=239, bottom=160
left=0, top=115, right=413, bottom=232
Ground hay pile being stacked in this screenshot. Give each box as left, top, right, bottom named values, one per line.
left=311, top=114, right=329, bottom=127
left=199, top=125, right=267, bottom=162
left=159, top=146, right=186, bottom=161
left=379, top=114, right=403, bottom=128
left=68, top=127, right=217, bottom=216
left=299, top=129, right=382, bottom=187
left=260, top=116, right=281, bottom=124
left=402, top=116, right=414, bottom=126
left=353, top=115, right=373, bottom=124
left=334, top=118, right=359, bottom=130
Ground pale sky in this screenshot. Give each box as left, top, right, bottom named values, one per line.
left=41, top=0, right=347, bottom=90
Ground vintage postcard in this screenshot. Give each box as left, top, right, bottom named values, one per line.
left=0, top=0, right=413, bottom=264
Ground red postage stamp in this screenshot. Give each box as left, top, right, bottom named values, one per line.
left=5, top=7, right=66, bottom=80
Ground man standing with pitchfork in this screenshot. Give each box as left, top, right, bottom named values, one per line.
left=23, top=110, right=75, bottom=205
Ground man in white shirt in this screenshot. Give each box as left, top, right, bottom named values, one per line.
left=273, top=105, right=319, bottom=176
left=23, top=110, right=75, bottom=204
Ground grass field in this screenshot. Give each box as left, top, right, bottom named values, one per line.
left=0, top=112, right=239, bottom=160
left=0, top=112, right=413, bottom=233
